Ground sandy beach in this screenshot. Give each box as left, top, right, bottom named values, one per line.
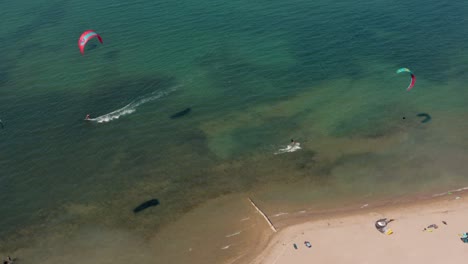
left=251, top=194, right=468, bottom=264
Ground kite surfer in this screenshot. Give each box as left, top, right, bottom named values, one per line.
left=289, top=139, right=299, bottom=147
left=85, top=114, right=91, bottom=120
left=274, top=139, right=302, bottom=155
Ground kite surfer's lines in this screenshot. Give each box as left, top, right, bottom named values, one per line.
left=88, top=86, right=177, bottom=123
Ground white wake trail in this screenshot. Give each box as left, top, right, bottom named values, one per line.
left=88, top=86, right=177, bottom=123
left=274, top=143, right=301, bottom=155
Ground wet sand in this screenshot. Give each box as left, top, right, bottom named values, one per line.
left=251, top=193, right=468, bottom=264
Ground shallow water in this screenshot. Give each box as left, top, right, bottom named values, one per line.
left=1, top=0, right=468, bottom=263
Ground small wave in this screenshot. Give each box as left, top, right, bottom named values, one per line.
left=221, top=245, right=231, bottom=250
left=88, top=86, right=177, bottom=123
left=274, top=143, right=301, bottom=155
left=272, top=212, right=289, bottom=217
left=432, top=186, right=468, bottom=197
left=454, top=186, right=468, bottom=192
left=226, top=231, right=241, bottom=238
left=240, top=217, right=250, bottom=221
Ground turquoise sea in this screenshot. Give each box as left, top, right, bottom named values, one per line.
left=1, top=0, right=468, bottom=263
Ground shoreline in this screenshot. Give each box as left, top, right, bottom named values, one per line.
left=266, top=186, right=468, bottom=230
left=248, top=189, right=468, bottom=264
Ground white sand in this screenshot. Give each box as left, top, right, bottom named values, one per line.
left=251, top=196, right=468, bottom=264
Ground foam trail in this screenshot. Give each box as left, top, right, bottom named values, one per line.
left=274, top=143, right=301, bottom=155
left=226, top=231, right=241, bottom=238
left=88, top=86, right=177, bottom=123
left=432, top=186, right=468, bottom=197
left=272, top=212, right=289, bottom=217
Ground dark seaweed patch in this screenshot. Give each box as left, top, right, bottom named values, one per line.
left=194, top=47, right=300, bottom=107
left=0, top=0, right=68, bottom=76
left=331, top=106, right=397, bottom=138
left=11, top=0, right=68, bottom=43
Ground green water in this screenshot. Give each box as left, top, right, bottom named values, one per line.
left=1, top=0, right=468, bottom=263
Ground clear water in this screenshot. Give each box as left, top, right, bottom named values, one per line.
left=1, top=0, right=468, bottom=263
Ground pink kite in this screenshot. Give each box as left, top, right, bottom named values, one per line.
left=78, top=30, right=103, bottom=55
left=396, top=68, right=416, bottom=91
